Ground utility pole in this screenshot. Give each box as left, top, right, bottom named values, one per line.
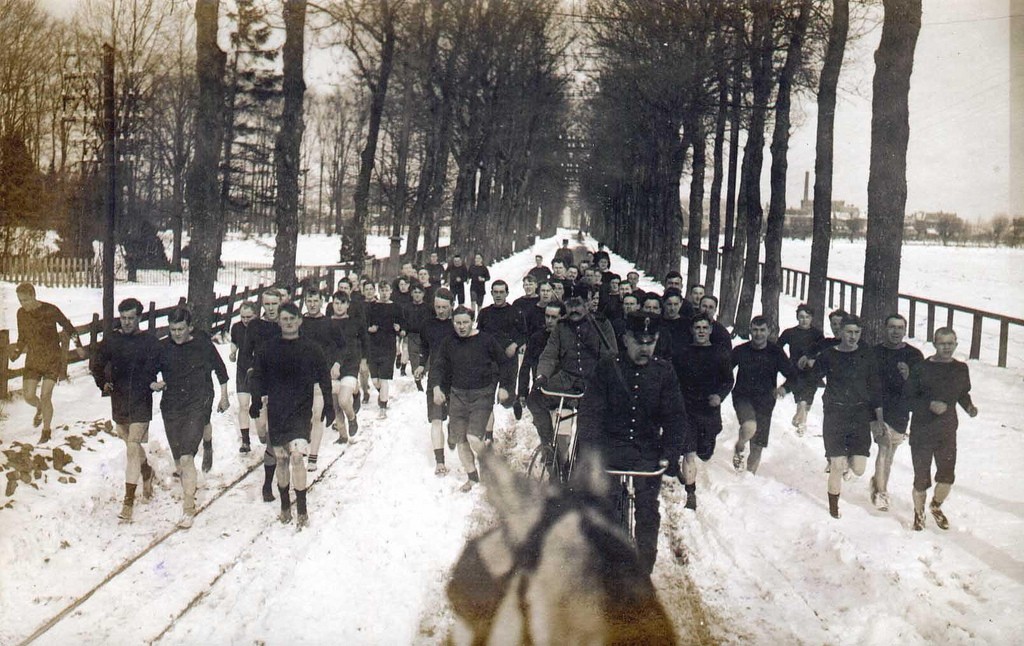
left=102, top=43, right=116, bottom=331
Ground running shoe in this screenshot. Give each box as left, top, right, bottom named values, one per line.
left=177, top=512, right=195, bottom=529
left=913, top=510, right=926, bottom=531
left=296, top=513, right=309, bottom=529
left=732, top=449, right=744, bottom=472
left=459, top=479, right=475, bottom=493
left=118, top=502, right=133, bottom=523
left=877, top=492, right=890, bottom=512
left=279, top=509, right=293, bottom=524
left=306, top=456, right=318, bottom=472
left=33, top=410, right=43, bottom=428
left=434, top=463, right=448, bottom=476
left=930, top=502, right=949, bottom=530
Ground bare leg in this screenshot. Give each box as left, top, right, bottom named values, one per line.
left=682, top=452, right=698, bottom=486
left=179, top=455, right=197, bottom=515
left=827, top=456, right=847, bottom=495
left=309, top=387, right=325, bottom=464
left=933, top=482, right=951, bottom=505
left=38, top=378, right=56, bottom=431
left=430, top=420, right=444, bottom=451
left=22, top=377, right=40, bottom=411
left=848, top=455, right=867, bottom=477
left=236, top=392, right=251, bottom=431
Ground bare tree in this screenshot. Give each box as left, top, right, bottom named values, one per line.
left=861, top=0, right=922, bottom=343
left=273, top=0, right=307, bottom=288
left=808, top=0, right=849, bottom=327
left=185, top=0, right=227, bottom=332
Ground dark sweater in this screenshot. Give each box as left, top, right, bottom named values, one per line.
left=15, top=302, right=76, bottom=370
left=90, top=330, right=161, bottom=424
left=875, top=343, right=925, bottom=423
left=250, top=336, right=332, bottom=444
left=430, top=331, right=513, bottom=393
left=302, top=314, right=344, bottom=367
left=155, top=335, right=229, bottom=416
left=366, top=301, right=403, bottom=351
left=779, top=325, right=825, bottom=370
left=731, top=341, right=795, bottom=399
left=478, top=303, right=527, bottom=349
left=331, top=315, right=369, bottom=376
left=402, top=301, right=433, bottom=335
left=905, top=358, right=974, bottom=439
left=419, top=316, right=457, bottom=369
left=518, top=329, right=551, bottom=398
left=672, top=344, right=734, bottom=413
left=445, top=264, right=468, bottom=289
left=468, top=265, right=490, bottom=294
left=811, top=345, right=882, bottom=409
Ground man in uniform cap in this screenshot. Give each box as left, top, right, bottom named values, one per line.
left=577, top=312, right=686, bottom=574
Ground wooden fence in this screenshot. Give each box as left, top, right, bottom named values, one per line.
left=0, top=268, right=332, bottom=399
left=0, top=256, right=101, bottom=288
left=683, top=245, right=1023, bottom=368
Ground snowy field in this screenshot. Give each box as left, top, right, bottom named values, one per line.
left=1, top=230, right=1022, bottom=645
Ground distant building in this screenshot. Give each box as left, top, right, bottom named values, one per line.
left=904, top=211, right=957, bottom=240
left=783, top=172, right=864, bottom=238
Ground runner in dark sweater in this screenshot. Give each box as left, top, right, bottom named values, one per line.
left=301, top=288, right=344, bottom=471
left=416, top=267, right=437, bottom=307
left=477, top=279, right=527, bottom=441
left=329, top=292, right=369, bottom=442
left=517, top=302, right=563, bottom=420
left=239, top=289, right=285, bottom=494
left=425, top=252, right=445, bottom=286
left=151, top=308, right=230, bottom=529
left=730, top=316, right=796, bottom=475
left=393, top=275, right=414, bottom=375
left=512, top=275, right=540, bottom=323
left=445, top=254, right=469, bottom=305
left=809, top=314, right=885, bottom=519
left=429, top=306, right=514, bottom=492
left=524, top=281, right=555, bottom=337
left=869, top=313, right=925, bottom=512
left=249, top=303, right=334, bottom=528
left=402, top=284, right=433, bottom=391
left=904, top=327, right=978, bottom=531
left=468, top=253, right=491, bottom=317
left=10, top=282, right=84, bottom=443
left=366, top=281, right=403, bottom=419
left=90, top=298, right=160, bottom=522
left=672, top=313, right=734, bottom=509
left=415, top=288, right=458, bottom=474
left=229, top=302, right=259, bottom=453
left=526, top=254, right=552, bottom=283
left=778, top=304, right=826, bottom=436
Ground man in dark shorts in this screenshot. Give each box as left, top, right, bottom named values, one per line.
left=870, top=313, right=924, bottom=511
left=249, top=303, right=334, bottom=528
left=429, top=306, right=513, bottom=492
left=229, top=302, right=258, bottom=452
left=730, top=316, right=796, bottom=475
left=904, top=328, right=978, bottom=531
left=239, top=288, right=284, bottom=497
left=329, top=291, right=368, bottom=443
left=577, top=312, right=685, bottom=574
left=300, top=287, right=343, bottom=471
left=778, top=304, right=826, bottom=436
left=366, top=280, right=403, bottom=419
left=796, top=308, right=848, bottom=435
left=151, top=308, right=230, bottom=528
left=402, top=284, right=432, bottom=391
left=10, top=282, right=84, bottom=443
left=809, top=314, right=886, bottom=519
left=415, top=288, right=458, bottom=475
left=90, top=297, right=160, bottom=522
left=477, top=279, right=527, bottom=442
left=445, top=254, right=469, bottom=305
left=672, top=313, right=734, bottom=509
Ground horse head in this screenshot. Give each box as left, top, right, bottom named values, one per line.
left=447, top=448, right=677, bottom=645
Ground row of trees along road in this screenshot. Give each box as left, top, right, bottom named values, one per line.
left=581, top=0, right=921, bottom=343
left=2, top=0, right=921, bottom=340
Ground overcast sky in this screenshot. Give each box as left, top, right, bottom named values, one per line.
left=40, top=0, right=1016, bottom=221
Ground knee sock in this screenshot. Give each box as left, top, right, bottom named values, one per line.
left=263, top=464, right=275, bottom=490
left=434, top=449, right=445, bottom=465
left=468, top=470, right=480, bottom=483
left=203, top=439, right=212, bottom=454
left=124, top=483, right=137, bottom=505
left=279, top=486, right=291, bottom=511
left=241, top=429, right=250, bottom=445
left=685, top=483, right=696, bottom=494
left=295, top=489, right=307, bottom=516
left=140, top=462, right=153, bottom=480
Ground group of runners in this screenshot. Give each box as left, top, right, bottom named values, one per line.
left=8, top=239, right=977, bottom=546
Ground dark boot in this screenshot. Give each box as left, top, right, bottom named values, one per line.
left=828, top=493, right=841, bottom=519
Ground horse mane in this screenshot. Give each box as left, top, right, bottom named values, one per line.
left=447, top=448, right=677, bottom=645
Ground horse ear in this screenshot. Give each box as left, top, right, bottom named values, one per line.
left=478, top=447, right=542, bottom=547
left=569, top=448, right=612, bottom=498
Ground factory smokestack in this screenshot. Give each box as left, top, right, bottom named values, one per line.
left=803, top=171, right=810, bottom=203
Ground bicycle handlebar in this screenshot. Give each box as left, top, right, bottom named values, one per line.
left=606, top=465, right=668, bottom=478
left=539, top=388, right=584, bottom=399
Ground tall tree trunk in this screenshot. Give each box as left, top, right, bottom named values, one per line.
left=686, top=117, right=706, bottom=289
left=735, top=1, right=775, bottom=338
left=862, top=0, right=922, bottom=343
left=763, top=0, right=811, bottom=336
left=185, top=0, right=226, bottom=332
left=719, top=71, right=744, bottom=325
left=343, top=12, right=396, bottom=267
left=706, top=80, right=728, bottom=292
left=809, top=0, right=849, bottom=328
left=273, top=0, right=306, bottom=288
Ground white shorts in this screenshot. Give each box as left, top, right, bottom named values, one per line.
left=334, top=376, right=358, bottom=391
left=273, top=439, right=309, bottom=457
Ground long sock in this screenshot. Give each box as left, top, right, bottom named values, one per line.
left=296, top=489, right=307, bottom=516
left=140, top=462, right=153, bottom=480
left=203, top=439, right=212, bottom=453
left=124, top=483, right=137, bottom=505
left=484, top=431, right=494, bottom=443
left=933, top=482, right=952, bottom=505
left=263, top=464, right=275, bottom=489
left=468, top=470, right=480, bottom=483
left=241, top=429, right=250, bottom=445
left=433, top=448, right=445, bottom=465
left=685, top=483, right=696, bottom=494
left=279, top=486, right=291, bottom=512
left=828, top=492, right=841, bottom=518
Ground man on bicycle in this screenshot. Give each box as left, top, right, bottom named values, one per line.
left=577, top=313, right=686, bottom=575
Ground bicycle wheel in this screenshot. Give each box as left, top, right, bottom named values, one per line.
left=527, top=444, right=554, bottom=483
